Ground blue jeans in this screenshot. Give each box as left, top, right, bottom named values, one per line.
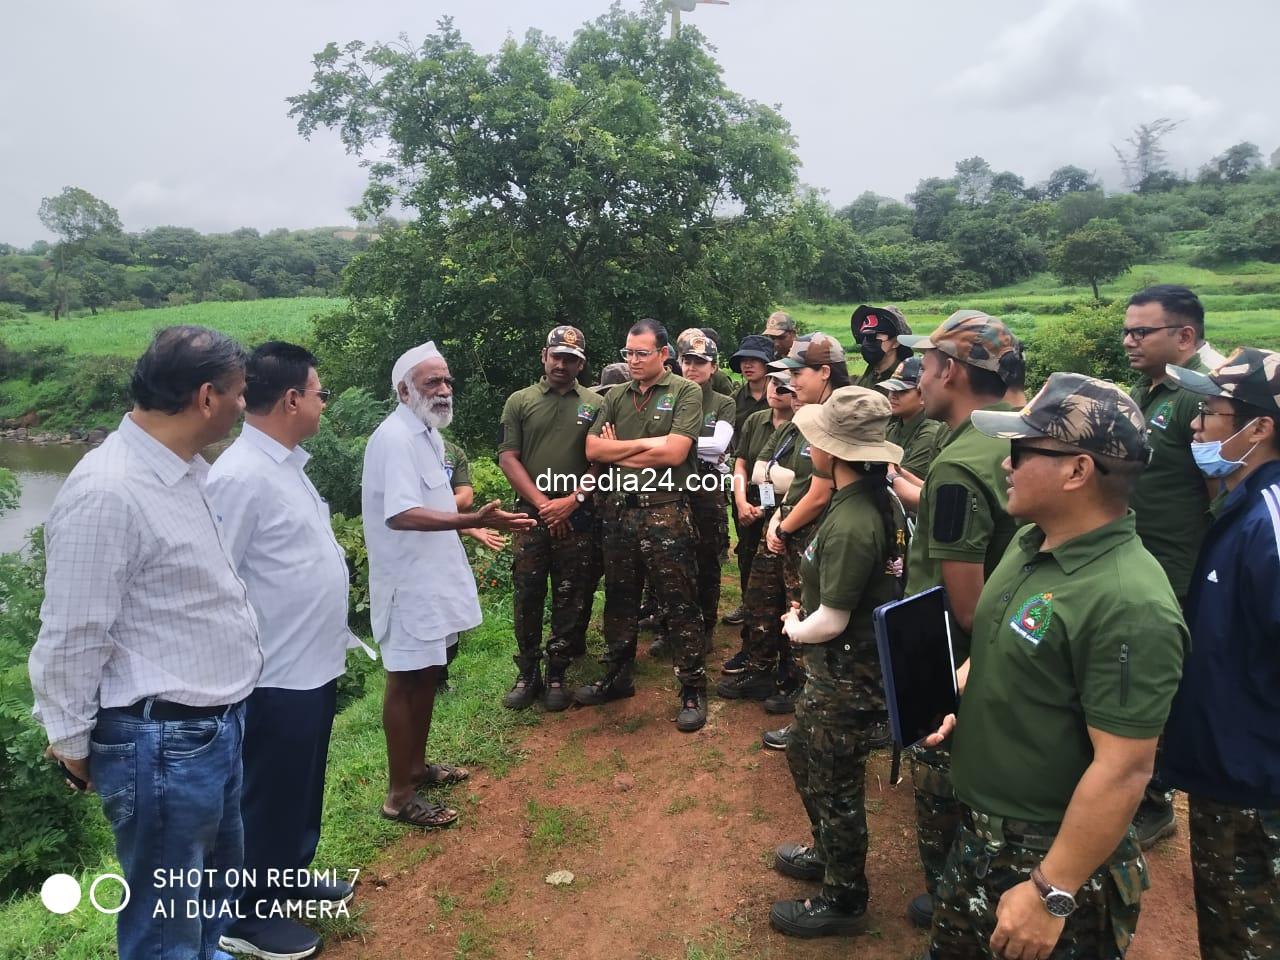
left=90, top=703, right=246, bottom=960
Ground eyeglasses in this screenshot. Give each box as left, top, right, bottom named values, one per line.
left=620, top=348, right=659, bottom=360
left=302, top=388, right=332, bottom=402
left=1195, top=400, right=1236, bottom=427
left=1121, top=324, right=1182, bottom=343
left=1009, top=442, right=1109, bottom=474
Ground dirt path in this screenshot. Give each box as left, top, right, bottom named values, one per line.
left=327, top=620, right=1199, bottom=960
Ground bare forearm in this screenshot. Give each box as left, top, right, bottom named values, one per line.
left=387, top=507, right=478, bottom=532
left=587, top=436, right=651, bottom=464
left=617, top=440, right=691, bottom=469
left=778, top=479, right=832, bottom=532
left=890, top=475, right=921, bottom=511
left=1040, top=755, right=1152, bottom=891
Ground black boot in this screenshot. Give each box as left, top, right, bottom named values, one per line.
left=502, top=668, right=542, bottom=710
left=573, top=662, right=636, bottom=706
left=543, top=668, right=572, bottom=712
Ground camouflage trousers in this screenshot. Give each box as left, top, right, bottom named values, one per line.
left=688, top=488, right=728, bottom=634
left=511, top=511, right=596, bottom=673
left=576, top=512, right=605, bottom=650
left=911, top=745, right=964, bottom=896
left=1188, top=795, right=1280, bottom=960
left=931, top=818, right=1146, bottom=959
left=782, top=514, right=817, bottom=607
left=734, top=508, right=767, bottom=595
left=600, top=498, right=705, bottom=688
left=742, top=531, right=786, bottom=674
left=786, top=681, right=883, bottom=910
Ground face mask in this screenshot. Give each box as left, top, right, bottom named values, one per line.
left=860, top=340, right=885, bottom=365
left=1191, top=419, right=1259, bottom=479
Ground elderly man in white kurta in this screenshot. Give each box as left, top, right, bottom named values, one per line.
left=362, top=342, right=534, bottom=828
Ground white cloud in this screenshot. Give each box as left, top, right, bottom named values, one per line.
left=945, top=0, right=1136, bottom=107
left=1135, top=84, right=1221, bottom=120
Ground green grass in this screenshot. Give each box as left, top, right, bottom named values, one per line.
left=0, top=596, right=537, bottom=959
left=785, top=261, right=1280, bottom=354
left=0, top=298, right=342, bottom=357
left=524, top=799, right=596, bottom=853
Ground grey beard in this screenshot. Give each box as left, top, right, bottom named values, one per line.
left=406, top=385, right=454, bottom=430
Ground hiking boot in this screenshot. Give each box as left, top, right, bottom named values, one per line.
left=543, top=670, right=572, bottom=712
left=502, top=670, right=542, bottom=710
left=906, top=892, right=933, bottom=929
left=770, top=896, right=868, bottom=938
left=1132, top=798, right=1177, bottom=849
left=573, top=664, right=635, bottom=706
left=721, top=649, right=749, bottom=675
left=721, top=604, right=745, bottom=626
left=774, top=842, right=825, bottom=881
left=866, top=721, right=892, bottom=749
left=220, top=917, right=321, bottom=960
left=715, top=670, right=774, bottom=701
left=764, top=685, right=798, bottom=714
left=762, top=724, right=791, bottom=751
left=676, top=685, right=707, bottom=733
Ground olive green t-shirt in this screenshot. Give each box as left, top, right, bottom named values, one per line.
left=762, top=420, right=817, bottom=508
left=733, top=380, right=770, bottom=427
left=498, top=378, right=598, bottom=492
left=735, top=409, right=784, bottom=470
left=1129, top=355, right=1212, bottom=601
left=888, top=409, right=947, bottom=480
left=855, top=363, right=896, bottom=390
left=699, top=382, right=737, bottom=439
left=711, top=368, right=736, bottom=398
left=799, top=481, right=903, bottom=710
left=952, top=512, right=1188, bottom=823
left=443, top=439, right=471, bottom=491
left=906, top=405, right=1019, bottom=657
left=588, top=370, right=702, bottom=493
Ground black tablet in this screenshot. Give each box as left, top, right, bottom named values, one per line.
left=873, top=586, right=959, bottom=750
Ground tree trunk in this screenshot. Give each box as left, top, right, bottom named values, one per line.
left=1090, top=277, right=1100, bottom=301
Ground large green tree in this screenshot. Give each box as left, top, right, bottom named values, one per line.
left=1048, top=218, right=1137, bottom=300
left=288, top=4, right=799, bottom=442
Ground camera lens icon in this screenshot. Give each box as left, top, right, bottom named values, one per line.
left=41, top=873, right=130, bottom=915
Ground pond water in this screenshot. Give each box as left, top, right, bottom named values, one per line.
left=0, top=439, right=89, bottom=553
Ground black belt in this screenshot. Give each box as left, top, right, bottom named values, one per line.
left=614, top=491, right=685, bottom=508
left=117, top=698, right=240, bottom=721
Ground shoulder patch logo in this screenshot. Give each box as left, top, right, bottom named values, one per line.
left=1149, top=400, right=1173, bottom=431
left=656, top=393, right=675, bottom=412
left=1009, top=592, right=1054, bottom=646
left=799, top=442, right=812, bottom=459
left=804, top=535, right=818, bottom=563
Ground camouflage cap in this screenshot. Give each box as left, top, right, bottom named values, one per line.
left=597, top=361, right=631, bottom=388
left=1165, top=347, right=1280, bottom=415
left=676, top=327, right=718, bottom=362
left=546, top=325, right=587, bottom=360
left=899, top=309, right=1020, bottom=384
left=851, top=304, right=912, bottom=340
left=768, top=331, right=846, bottom=369
left=762, top=311, right=797, bottom=336
left=971, top=372, right=1151, bottom=463
left=879, top=356, right=925, bottom=392
left=765, top=368, right=795, bottom=393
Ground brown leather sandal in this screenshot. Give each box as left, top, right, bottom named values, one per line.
left=380, top=794, right=458, bottom=828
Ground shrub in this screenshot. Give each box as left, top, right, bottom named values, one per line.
left=107, top=298, right=146, bottom=312
left=1022, top=300, right=1130, bottom=394
left=305, top=387, right=390, bottom=517
left=0, top=469, right=17, bottom=514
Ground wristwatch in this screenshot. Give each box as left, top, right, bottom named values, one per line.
left=1031, top=865, right=1077, bottom=918
left=575, top=492, right=587, bottom=504
left=777, top=527, right=793, bottom=544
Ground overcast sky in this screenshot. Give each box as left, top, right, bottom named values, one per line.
left=4, top=0, right=1276, bottom=246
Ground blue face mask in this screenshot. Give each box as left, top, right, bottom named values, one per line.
left=1191, top=419, right=1259, bottom=479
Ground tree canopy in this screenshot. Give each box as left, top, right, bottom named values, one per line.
left=1048, top=218, right=1138, bottom=300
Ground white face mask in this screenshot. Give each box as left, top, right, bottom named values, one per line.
left=1191, top=418, right=1259, bottom=479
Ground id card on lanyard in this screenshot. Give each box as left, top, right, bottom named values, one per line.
left=762, top=431, right=797, bottom=510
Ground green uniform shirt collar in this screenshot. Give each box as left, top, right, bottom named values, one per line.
left=829, top=478, right=873, bottom=507
left=1016, top=510, right=1138, bottom=575
left=625, top=369, right=676, bottom=395
left=943, top=400, right=1014, bottom=449
left=1136, top=351, right=1204, bottom=399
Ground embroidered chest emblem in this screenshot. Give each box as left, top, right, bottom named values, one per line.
left=576, top=402, right=598, bottom=424
left=1149, top=401, right=1173, bottom=431
left=703, top=412, right=717, bottom=427
left=1009, top=592, right=1054, bottom=645
left=799, top=442, right=812, bottom=459
left=655, top=393, right=675, bottom=412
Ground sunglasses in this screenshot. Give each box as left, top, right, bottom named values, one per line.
left=1009, top=442, right=1109, bottom=475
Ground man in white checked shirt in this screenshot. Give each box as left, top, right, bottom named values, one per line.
left=206, top=342, right=368, bottom=960
left=29, top=326, right=261, bottom=960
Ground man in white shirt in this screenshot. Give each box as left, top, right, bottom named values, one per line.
left=29, top=325, right=261, bottom=960
left=362, top=342, right=534, bottom=828
left=206, top=342, right=363, bottom=960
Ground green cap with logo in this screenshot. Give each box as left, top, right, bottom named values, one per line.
left=899, top=309, right=1020, bottom=384
left=971, top=371, right=1151, bottom=463
left=1165, top=347, right=1280, bottom=415
left=546, top=325, right=587, bottom=360
left=879, top=356, right=924, bottom=392
left=768, top=331, right=846, bottom=370
left=762, top=311, right=797, bottom=336
left=676, top=327, right=718, bottom=362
